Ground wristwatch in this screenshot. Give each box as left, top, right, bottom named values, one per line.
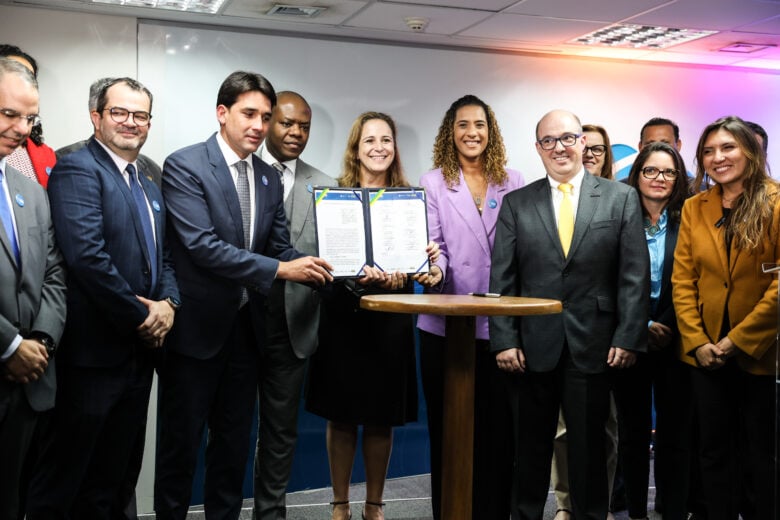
left=165, top=296, right=182, bottom=312
left=32, top=333, right=57, bottom=358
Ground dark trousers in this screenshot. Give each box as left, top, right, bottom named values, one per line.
left=252, top=292, right=307, bottom=520
left=612, top=351, right=694, bottom=519
left=419, top=330, right=515, bottom=520
left=0, top=384, right=38, bottom=520
left=511, top=350, right=611, bottom=520
left=692, top=360, right=778, bottom=520
left=27, top=353, right=154, bottom=519
left=155, top=307, right=259, bottom=520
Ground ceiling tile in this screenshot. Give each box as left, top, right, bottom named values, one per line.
left=343, top=2, right=490, bottom=35
left=504, top=0, right=670, bottom=24
left=387, top=0, right=518, bottom=11
left=626, top=0, right=780, bottom=31
left=459, top=13, right=605, bottom=42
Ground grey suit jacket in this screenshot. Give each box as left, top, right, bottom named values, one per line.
left=489, top=172, right=649, bottom=374
left=0, top=166, right=66, bottom=416
left=278, top=158, right=334, bottom=359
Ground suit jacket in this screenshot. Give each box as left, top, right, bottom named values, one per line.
left=489, top=172, right=649, bottom=374
left=162, top=133, right=301, bottom=360
left=652, top=209, right=680, bottom=332
left=47, top=138, right=179, bottom=368
left=417, top=167, right=525, bottom=340
left=672, top=186, right=780, bottom=375
left=0, top=165, right=66, bottom=415
left=275, top=158, right=334, bottom=359
left=56, top=138, right=162, bottom=187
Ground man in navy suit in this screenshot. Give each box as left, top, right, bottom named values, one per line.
left=27, top=77, right=180, bottom=519
left=490, top=110, right=648, bottom=520
left=154, top=71, right=332, bottom=520
left=0, top=57, right=66, bottom=520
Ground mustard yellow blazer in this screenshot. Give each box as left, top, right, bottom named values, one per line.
left=672, top=184, right=780, bottom=375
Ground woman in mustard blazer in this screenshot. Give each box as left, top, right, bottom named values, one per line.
left=672, top=116, right=778, bottom=520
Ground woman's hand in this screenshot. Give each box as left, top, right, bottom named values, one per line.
left=412, top=265, right=442, bottom=287
left=426, top=241, right=441, bottom=264
left=648, top=321, right=673, bottom=350
left=694, top=343, right=727, bottom=369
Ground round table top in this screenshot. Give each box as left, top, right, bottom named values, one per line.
left=360, top=294, right=562, bottom=316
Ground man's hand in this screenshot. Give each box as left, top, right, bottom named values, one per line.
left=358, top=266, right=407, bottom=290
left=648, top=322, right=673, bottom=350
left=496, top=347, right=526, bottom=373
left=5, top=339, right=49, bottom=383
left=136, top=296, right=175, bottom=348
left=608, top=347, right=636, bottom=369
left=277, top=256, right=334, bottom=286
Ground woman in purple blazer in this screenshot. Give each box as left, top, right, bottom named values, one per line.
left=417, top=95, right=524, bottom=519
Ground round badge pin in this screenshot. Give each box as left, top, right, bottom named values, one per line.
left=307, top=184, right=313, bottom=193
left=261, top=175, right=269, bottom=186
left=488, top=199, right=498, bottom=209
left=46, top=166, right=52, bottom=175
left=15, top=193, right=24, bottom=207
left=152, top=200, right=161, bottom=212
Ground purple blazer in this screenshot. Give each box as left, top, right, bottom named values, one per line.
left=417, top=167, right=525, bottom=340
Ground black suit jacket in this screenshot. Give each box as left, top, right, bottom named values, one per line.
left=489, top=172, right=649, bottom=374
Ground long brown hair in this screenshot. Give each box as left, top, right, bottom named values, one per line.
left=338, top=112, right=409, bottom=188
left=431, top=94, right=508, bottom=188
left=582, top=124, right=614, bottom=180
left=694, top=116, right=775, bottom=251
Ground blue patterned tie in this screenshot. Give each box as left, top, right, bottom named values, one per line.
left=0, top=170, right=21, bottom=266
left=127, top=163, right=157, bottom=290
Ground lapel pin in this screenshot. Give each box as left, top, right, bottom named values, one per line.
left=307, top=184, right=313, bottom=193
left=488, top=199, right=497, bottom=209
left=261, top=175, right=269, bottom=186
left=46, top=166, right=52, bottom=175
left=152, top=200, right=161, bottom=212
left=15, top=193, right=24, bottom=207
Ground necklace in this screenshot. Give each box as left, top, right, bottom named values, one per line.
left=644, top=217, right=660, bottom=237
left=474, top=195, right=483, bottom=212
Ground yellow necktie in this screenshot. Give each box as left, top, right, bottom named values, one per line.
left=558, top=183, right=574, bottom=256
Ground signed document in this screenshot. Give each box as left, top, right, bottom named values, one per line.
left=313, top=187, right=429, bottom=278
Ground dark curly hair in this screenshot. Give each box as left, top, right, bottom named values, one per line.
left=431, top=95, right=508, bottom=188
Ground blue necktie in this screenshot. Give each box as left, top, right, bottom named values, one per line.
left=0, top=170, right=21, bottom=266
left=127, top=164, right=157, bottom=291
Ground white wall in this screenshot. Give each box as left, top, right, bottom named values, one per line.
left=2, top=5, right=779, bottom=184
left=2, top=4, right=779, bottom=513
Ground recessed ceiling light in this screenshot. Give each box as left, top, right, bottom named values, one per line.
left=570, top=24, right=717, bottom=49
left=92, top=0, right=226, bottom=14
left=718, top=42, right=775, bottom=53
left=266, top=4, right=327, bottom=17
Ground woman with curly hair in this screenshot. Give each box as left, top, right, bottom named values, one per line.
left=417, top=94, right=524, bottom=519
left=307, top=112, right=437, bottom=520
left=672, top=116, right=779, bottom=520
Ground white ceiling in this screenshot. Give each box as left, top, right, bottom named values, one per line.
left=6, top=0, right=780, bottom=71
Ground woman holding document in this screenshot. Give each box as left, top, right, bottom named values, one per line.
left=417, top=94, right=524, bottom=519
left=306, top=112, right=437, bottom=520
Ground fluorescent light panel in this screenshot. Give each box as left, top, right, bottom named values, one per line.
left=92, top=0, right=226, bottom=14
left=570, top=24, right=717, bottom=49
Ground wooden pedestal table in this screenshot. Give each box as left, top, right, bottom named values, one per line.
left=360, top=294, right=562, bottom=519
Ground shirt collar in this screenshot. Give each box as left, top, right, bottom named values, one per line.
left=216, top=131, right=246, bottom=168
left=259, top=142, right=298, bottom=175
left=547, top=167, right=586, bottom=192
left=94, top=138, right=136, bottom=176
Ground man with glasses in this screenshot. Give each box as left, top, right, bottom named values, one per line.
left=490, top=109, right=648, bottom=520
left=0, top=57, right=66, bottom=520
left=27, top=77, right=180, bottom=519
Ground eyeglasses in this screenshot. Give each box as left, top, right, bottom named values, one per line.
left=537, top=133, right=581, bottom=150
left=103, top=107, right=152, bottom=127
left=0, top=108, right=41, bottom=128
left=583, top=145, right=607, bottom=156
left=641, top=166, right=679, bottom=180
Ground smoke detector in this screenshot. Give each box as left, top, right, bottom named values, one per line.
left=404, top=17, right=429, bottom=32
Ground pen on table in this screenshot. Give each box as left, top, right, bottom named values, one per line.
left=468, top=292, right=501, bottom=298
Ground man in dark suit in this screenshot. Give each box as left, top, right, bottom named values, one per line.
left=56, top=77, right=162, bottom=187
left=490, top=109, right=648, bottom=520
left=254, top=91, right=334, bottom=519
left=26, top=77, right=179, bottom=519
left=155, top=72, right=332, bottom=520
left=0, top=57, right=66, bottom=520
